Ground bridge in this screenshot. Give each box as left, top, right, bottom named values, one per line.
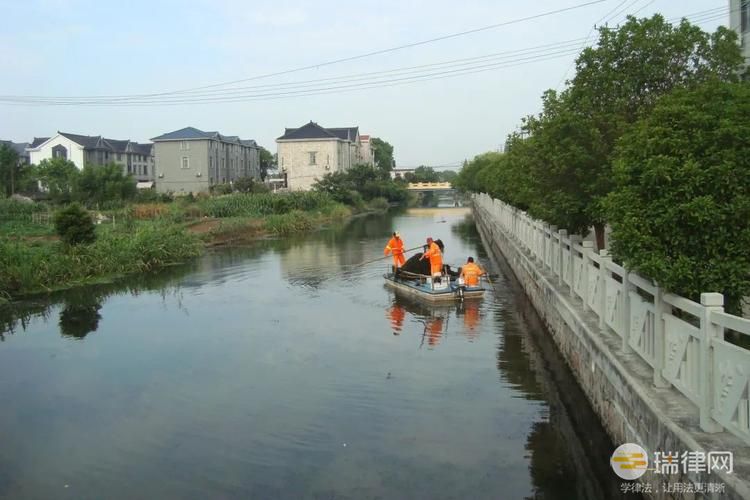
left=406, top=182, right=454, bottom=191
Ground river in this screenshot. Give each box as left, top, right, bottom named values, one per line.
left=0, top=207, right=628, bottom=499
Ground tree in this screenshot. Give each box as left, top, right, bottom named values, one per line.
left=0, top=144, right=19, bottom=196
left=519, top=90, right=607, bottom=235
left=258, top=146, right=274, bottom=180
left=605, top=80, right=750, bottom=313
left=405, top=166, right=440, bottom=183
left=54, top=203, right=96, bottom=246
left=560, top=15, right=744, bottom=247
left=312, top=163, right=407, bottom=204
left=371, top=138, right=394, bottom=173
left=74, top=163, right=136, bottom=206
left=438, top=170, right=458, bottom=183
left=36, top=158, right=79, bottom=203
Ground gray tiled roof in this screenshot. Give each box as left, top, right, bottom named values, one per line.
left=59, top=131, right=104, bottom=149
left=277, top=122, right=359, bottom=141
left=327, top=127, right=359, bottom=141
left=133, top=143, right=153, bottom=155
left=29, top=137, right=50, bottom=148
left=151, top=126, right=214, bottom=141
left=151, top=127, right=256, bottom=147
left=103, top=138, right=130, bottom=152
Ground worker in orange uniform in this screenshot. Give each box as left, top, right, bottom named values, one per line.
left=460, top=257, right=485, bottom=287
left=420, top=237, right=443, bottom=280
left=384, top=232, right=406, bottom=271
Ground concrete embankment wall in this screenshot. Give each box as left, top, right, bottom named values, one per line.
left=472, top=199, right=750, bottom=500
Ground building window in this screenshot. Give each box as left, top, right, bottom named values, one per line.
left=181, top=157, right=190, bottom=169
left=144, top=165, right=148, bottom=175
left=117, top=153, right=122, bottom=161
left=742, top=0, right=750, bottom=34
left=52, top=144, right=68, bottom=160
left=308, top=152, right=317, bottom=165
left=180, top=141, right=190, bottom=150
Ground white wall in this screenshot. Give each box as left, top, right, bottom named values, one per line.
left=28, top=134, right=86, bottom=168
left=277, top=139, right=341, bottom=191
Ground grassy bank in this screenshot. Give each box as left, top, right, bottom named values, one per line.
left=0, top=222, right=203, bottom=298
left=0, top=192, right=373, bottom=299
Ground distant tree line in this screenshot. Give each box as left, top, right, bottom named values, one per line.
left=454, top=14, right=750, bottom=312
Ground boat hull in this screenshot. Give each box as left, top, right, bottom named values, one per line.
left=383, top=274, right=485, bottom=303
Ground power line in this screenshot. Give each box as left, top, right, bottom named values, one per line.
left=0, top=4, right=736, bottom=107
left=1, top=38, right=592, bottom=102
left=2, top=48, right=583, bottom=106
left=0, top=0, right=609, bottom=103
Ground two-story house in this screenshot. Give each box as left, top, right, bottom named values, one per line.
left=26, top=131, right=155, bottom=182
left=276, top=121, right=372, bottom=191
left=151, top=127, right=261, bottom=194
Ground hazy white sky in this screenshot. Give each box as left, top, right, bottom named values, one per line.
left=0, top=0, right=728, bottom=166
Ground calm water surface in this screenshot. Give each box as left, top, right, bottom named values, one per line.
left=0, top=208, right=626, bottom=499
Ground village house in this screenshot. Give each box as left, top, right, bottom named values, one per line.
left=26, top=132, right=154, bottom=183
left=276, top=121, right=373, bottom=191
left=0, top=140, right=30, bottom=165
left=151, top=126, right=260, bottom=194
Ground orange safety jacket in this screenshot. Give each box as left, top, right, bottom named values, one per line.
left=460, top=262, right=484, bottom=286
left=423, top=241, right=443, bottom=276
left=384, top=237, right=405, bottom=267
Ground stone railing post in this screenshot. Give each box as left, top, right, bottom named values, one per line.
left=549, top=225, right=557, bottom=274
left=569, top=235, right=581, bottom=299
left=621, top=271, right=632, bottom=354
left=652, top=284, right=670, bottom=388
left=699, top=292, right=724, bottom=433
left=581, top=241, right=595, bottom=312
left=558, top=230, right=567, bottom=287
left=598, top=250, right=611, bottom=330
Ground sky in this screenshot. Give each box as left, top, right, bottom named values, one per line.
left=0, top=0, right=730, bottom=167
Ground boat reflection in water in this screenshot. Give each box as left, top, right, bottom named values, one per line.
left=385, top=292, right=484, bottom=348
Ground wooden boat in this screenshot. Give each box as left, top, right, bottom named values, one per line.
left=383, top=272, right=485, bottom=303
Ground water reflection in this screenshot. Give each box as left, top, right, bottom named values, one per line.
left=59, top=297, right=102, bottom=339
left=0, top=262, right=195, bottom=339
left=387, top=293, right=485, bottom=348
left=386, top=304, right=405, bottom=335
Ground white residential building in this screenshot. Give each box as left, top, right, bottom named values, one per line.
left=26, top=131, right=154, bottom=182
left=276, top=121, right=373, bottom=191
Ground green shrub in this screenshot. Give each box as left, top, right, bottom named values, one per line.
left=368, top=197, right=389, bottom=211
left=233, top=177, right=268, bottom=194
left=198, top=192, right=334, bottom=218
left=211, top=183, right=233, bottom=195
left=54, top=203, right=96, bottom=246
left=312, top=164, right=407, bottom=204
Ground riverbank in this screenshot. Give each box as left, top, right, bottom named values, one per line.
left=0, top=193, right=377, bottom=302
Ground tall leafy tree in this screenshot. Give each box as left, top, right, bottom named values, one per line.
left=560, top=14, right=744, bottom=247
left=258, top=146, right=274, bottom=180
left=605, top=80, right=750, bottom=313
left=74, top=163, right=136, bottom=205
left=0, top=144, right=19, bottom=196
left=371, top=138, right=394, bottom=172
left=405, top=166, right=440, bottom=183
left=36, top=158, right=80, bottom=203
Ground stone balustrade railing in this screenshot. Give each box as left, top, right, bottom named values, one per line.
left=474, top=193, right=750, bottom=445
